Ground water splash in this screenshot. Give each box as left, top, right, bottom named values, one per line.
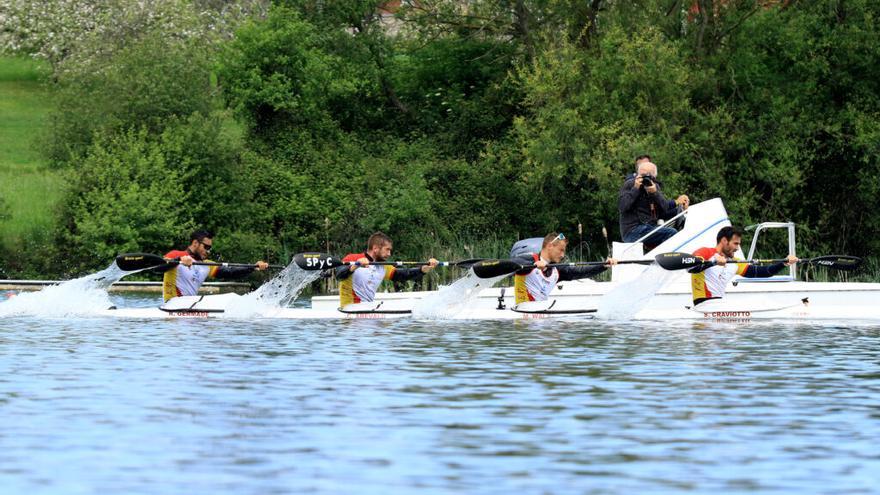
left=411, top=268, right=509, bottom=319
left=0, top=264, right=128, bottom=317
left=596, top=264, right=677, bottom=320
left=225, top=264, right=322, bottom=316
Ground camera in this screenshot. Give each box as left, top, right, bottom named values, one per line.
left=639, top=174, right=654, bottom=187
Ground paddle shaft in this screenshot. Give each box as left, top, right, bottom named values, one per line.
left=294, top=252, right=487, bottom=271
left=515, top=260, right=648, bottom=271
left=186, top=260, right=285, bottom=269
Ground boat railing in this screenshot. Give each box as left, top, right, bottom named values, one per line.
left=738, top=221, right=797, bottom=282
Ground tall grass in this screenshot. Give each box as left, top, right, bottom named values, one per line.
left=0, top=56, right=62, bottom=253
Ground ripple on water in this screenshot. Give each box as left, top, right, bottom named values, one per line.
left=1, top=304, right=880, bottom=494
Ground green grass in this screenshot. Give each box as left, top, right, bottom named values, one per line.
left=0, top=56, right=62, bottom=251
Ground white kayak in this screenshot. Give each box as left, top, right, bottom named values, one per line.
left=99, top=295, right=598, bottom=320
left=98, top=292, right=880, bottom=322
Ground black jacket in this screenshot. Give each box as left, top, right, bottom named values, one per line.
left=618, top=174, right=678, bottom=238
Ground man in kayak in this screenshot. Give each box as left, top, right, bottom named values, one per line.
left=335, top=232, right=439, bottom=306
left=159, top=229, right=269, bottom=301
left=690, top=226, right=798, bottom=306
left=618, top=155, right=690, bottom=246
left=512, top=232, right=617, bottom=304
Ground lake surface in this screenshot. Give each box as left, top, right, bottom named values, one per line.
left=2, top=293, right=879, bottom=494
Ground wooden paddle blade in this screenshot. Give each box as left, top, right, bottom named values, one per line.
left=654, top=252, right=705, bottom=270
left=293, top=252, right=344, bottom=270
left=471, top=259, right=523, bottom=278
left=808, top=255, right=863, bottom=271
left=115, top=253, right=169, bottom=271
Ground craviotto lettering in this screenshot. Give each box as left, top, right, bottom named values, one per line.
left=704, top=311, right=752, bottom=318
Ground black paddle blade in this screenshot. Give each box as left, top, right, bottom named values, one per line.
left=471, top=259, right=523, bottom=278
left=293, top=252, right=344, bottom=270
left=115, top=253, right=168, bottom=271
left=808, top=255, right=863, bottom=271
left=655, top=252, right=705, bottom=270
left=453, top=258, right=486, bottom=269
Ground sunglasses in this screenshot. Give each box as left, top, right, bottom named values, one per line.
left=551, top=233, right=566, bottom=244
left=200, top=241, right=213, bottom=251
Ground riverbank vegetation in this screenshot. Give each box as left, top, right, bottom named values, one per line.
left=0, top=0, right=877, bottom=280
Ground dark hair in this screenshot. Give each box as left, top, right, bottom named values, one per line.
left=542, top=232, right=567, bottom=248
left=190, top=229, right=214, bottom=242
left=367, top=231, right=393, bottom=249
left=716, top=226, right=743, bottom=243
left=635, top=154, right=652, bottom=164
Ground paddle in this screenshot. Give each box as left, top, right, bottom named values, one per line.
left=653, top=252, right=863, bottom=272
left=115, top=253, right=284, bottom=272
left=752, top=255, right=862, bottom=271
left=292, top=252, right=482, bottom=271
left=471, top=258, right=653, bottom=279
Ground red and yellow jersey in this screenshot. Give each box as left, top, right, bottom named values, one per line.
left=162, top=250, right=219, bottom=302
left=690, top=246, right=748, bottom=303
left=513, top=253, right=560, bottom=304
left=338, top=253, right=395, bottom=306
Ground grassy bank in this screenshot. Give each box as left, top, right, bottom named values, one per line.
left=0, top=56, right=62, bottom=255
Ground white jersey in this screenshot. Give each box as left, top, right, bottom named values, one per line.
left=691, top=247, right=748, bottom=302
left=350, top=264, right=391, bottom=303
left=514, top=254, right=559, bottom=304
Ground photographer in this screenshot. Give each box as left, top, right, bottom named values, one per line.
left=618, top=155, right=689, bottom=246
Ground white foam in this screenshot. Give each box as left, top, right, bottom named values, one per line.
left=0, top=265, right=127, bottom=317
left=596, top=264, right=677, bottom=320
left=411, top=268, right=509, bottom=319
left=224, top=264, right=322, bottom=317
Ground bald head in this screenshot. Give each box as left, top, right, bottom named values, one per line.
left=637, top=161, right=657, bottom=177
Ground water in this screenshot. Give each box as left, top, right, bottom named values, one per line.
left=598, top=264, right=677, bottom=319
left=2, top=293, right=879, bottom=494
left=412, top=269, right=510, bottom=318
left=0, top=265, right=126, bottom=317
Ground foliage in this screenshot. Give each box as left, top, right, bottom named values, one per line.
left=0, top=0, right=266, bottom=69
left=58, top=128, right=193, bottom=271
left=8, top=0, right=880, bottom=278
left=45, top=28, right=219, bottom=166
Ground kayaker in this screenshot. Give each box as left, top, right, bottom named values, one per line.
left=335, top=232, right=439, bottom=306
left=618, top=154, right=689, bottom=246
left=512, top=232, right=617, bottom=304
left=158, top=229, right=269, bottom=301
left=690, top=226, right=798, bottom=306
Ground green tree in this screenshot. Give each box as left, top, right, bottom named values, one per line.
left=59, top=129, right=193, bottom=270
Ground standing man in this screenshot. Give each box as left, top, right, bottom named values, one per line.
left=690, top=226, right=798, bottom=306
left=618, top=154, right=690, bottom=246
left=159, top=229, right=269, bottom=301
left=513, top=232, right=617, bottom=304
left=335, top=232, right=439, bottom=307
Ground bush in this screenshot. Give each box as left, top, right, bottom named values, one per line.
left=45, top=29, right=218, bottom=167
left=58, top=129, right=194, bottom=271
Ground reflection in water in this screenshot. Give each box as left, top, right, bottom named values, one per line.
left=2, top=309, right=879, bottom=494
